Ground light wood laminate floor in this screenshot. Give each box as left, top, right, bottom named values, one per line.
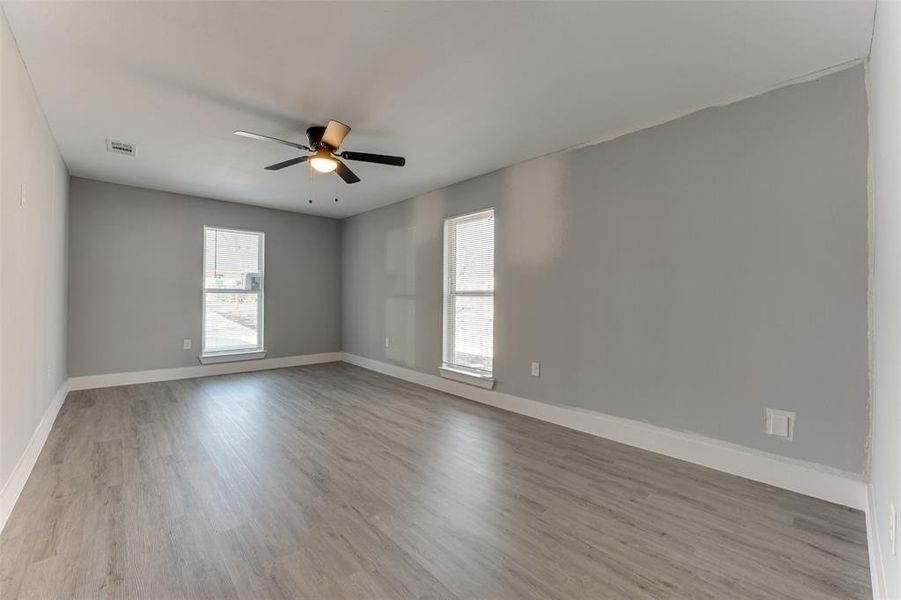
left=1, top=363, right=871, bottom=599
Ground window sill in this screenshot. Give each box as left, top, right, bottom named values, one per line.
left=199, top=350, right=267, bottom=365
left=438, top=365, right=495, bottom=389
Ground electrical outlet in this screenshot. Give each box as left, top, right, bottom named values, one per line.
left=385, top=337, right=390, bottom=348
left=531, top=362, right=540, bottom=377
left=765, top=408, right=795, bottom=440
left=183, top=339, right=192, bottom=350
left=19, top=183, right=27, bottom=207
left=891, top=503, right=897, bottom=556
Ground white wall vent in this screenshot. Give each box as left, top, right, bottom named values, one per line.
left=106, top=139, right=136, bottom=156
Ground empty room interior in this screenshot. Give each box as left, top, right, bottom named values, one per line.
left=1, top=1, right=900, bottom=598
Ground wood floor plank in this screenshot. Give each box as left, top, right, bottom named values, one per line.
left=0, top=363, right=871, bottom=599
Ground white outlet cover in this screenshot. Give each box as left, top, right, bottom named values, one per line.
left=765, top=408, right=795, bottom=440
left=19, top=183, right=26, bottom=207
left=385, top=337, right=390, bottom=348
left=183, top=339, right=191, bottom=350
left=531, top=362, right=540, bottom=377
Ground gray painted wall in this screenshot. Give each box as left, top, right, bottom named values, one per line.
left=1, top=11, right=69, bottom=489
left=68, top=178, right=341, bottom=376
left=342, top=65, right=869, bottom=474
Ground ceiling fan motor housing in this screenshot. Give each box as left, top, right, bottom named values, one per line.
left=307, top=126, right=328, bottom=149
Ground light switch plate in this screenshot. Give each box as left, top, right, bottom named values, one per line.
left=385, top=337, right=390, bottom=348
left=765, top=408, right=795, bottom=440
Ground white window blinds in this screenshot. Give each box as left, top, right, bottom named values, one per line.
left=202, top=227, right=265, bottom=355
left=443, top=209, right=495, bottom=375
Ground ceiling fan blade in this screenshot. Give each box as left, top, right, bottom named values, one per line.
left=264, top=156, right=310, bottom=171
left=321, top=120, right=351, bottom=149
left=335, top=160, right=360, bottom=184
left=339, top=151, right=405, bottom=167
left=235, top=130, right=310, bottom=151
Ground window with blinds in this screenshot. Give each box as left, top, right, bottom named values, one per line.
left=443, top=209, right=495, bottom=376
left=202, top=226, right=265, bottom=355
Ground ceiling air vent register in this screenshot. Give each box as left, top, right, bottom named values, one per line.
left=106, top=139, right=136, bottom=156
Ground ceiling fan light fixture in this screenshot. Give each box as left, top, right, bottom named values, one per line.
left=310, top=151, right=338, bottom=173
left=236, top=121, right=404, bottom=184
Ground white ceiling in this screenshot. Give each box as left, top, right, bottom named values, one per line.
left=3, top=1, right=875, bottom=218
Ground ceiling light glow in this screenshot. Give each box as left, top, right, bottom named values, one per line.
left=310, top=153, right=338, bottom=173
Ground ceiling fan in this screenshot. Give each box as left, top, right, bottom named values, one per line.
left=234, top=120, right=405, bottom=184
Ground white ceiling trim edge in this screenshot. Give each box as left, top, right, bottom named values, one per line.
left=567, top=57, right=868, bottom=155
left=348, top=57, right=868, bottom=220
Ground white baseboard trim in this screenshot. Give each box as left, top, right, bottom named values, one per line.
left=866, top=484, right=888, bottom=600
left=0, top=380, right=70, bottom=533
left=68, top=352, right=343, bottom=391
left=341, top=353, right=867, bottom=511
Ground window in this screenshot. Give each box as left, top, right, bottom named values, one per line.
left=202, top=226, right=265, bottom=358
left=442, top=209, right=495, bottom=383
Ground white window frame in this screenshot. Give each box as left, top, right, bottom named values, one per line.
left=440, top=208, right=496, bottom=388
left=201, top=225, right=266, bottom=361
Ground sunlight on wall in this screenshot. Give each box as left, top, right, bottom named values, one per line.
left=385, top=224, right=417, bottom=366
left=500, top=152, right=567, bottom=267
left=411, top=189, right=446, bottom=244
